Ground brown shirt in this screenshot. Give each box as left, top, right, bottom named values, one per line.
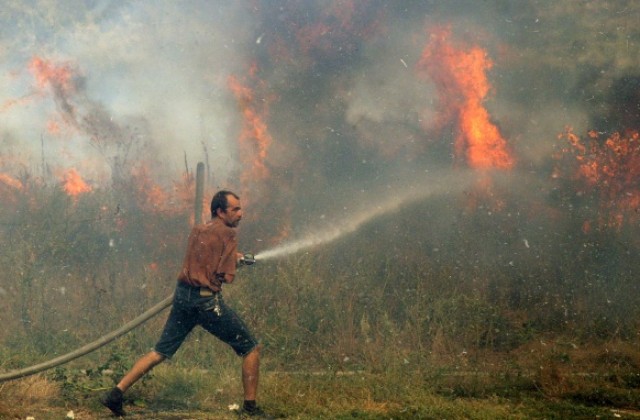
left=177, top=217, right=237, bottom=291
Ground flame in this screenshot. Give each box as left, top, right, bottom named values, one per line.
left=28, top=56, right=82, bottom=134
left=0, top=57, right=66, bottom=114
left=62, top=168, right=92, bottom=196
left=128, top=164, right=194, bottom=218
left=130, top=164, right=170, bottom=212
left=29, top=56, right=76, bottom=95
left=417, top=26, right=514, bottom=170
left=555, top=127, right=640, bottom=229
left=0, top=173, right=23, bottom=191
left=0, top=94, right=38, bottom=113
left=228, top=68, right=274, bottom=186
left=0, top=173, right=23, bottom=206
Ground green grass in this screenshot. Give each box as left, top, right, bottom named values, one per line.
left=4, top=364, right=640, bottom=419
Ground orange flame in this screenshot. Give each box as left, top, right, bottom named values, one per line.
left=130, top=164, right=170, bottom=212
left=62, top=168, right=92, bottom=196
left=0, top=94, right=37, bottom=113
left=228, top=69, right=273, bottom=185
left=128, top=164, right=193, bottom=218
left=0, top=173, right=23, bottom=190
left=555, top=127, right=640, bottom=229
left=418, top=26, right=514, bottom=170
left=28, top=57, right=75, bottom=94
left=0, top=173, right=23, bottom=206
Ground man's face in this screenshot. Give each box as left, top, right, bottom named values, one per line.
left=218, top=194, right=243, bottom=227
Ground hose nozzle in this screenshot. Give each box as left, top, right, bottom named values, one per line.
left=240, top=253, right=256, bottom=266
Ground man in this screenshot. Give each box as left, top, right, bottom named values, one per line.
left=101, top=190, right=270, bottom=418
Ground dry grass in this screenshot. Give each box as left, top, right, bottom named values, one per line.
left=0, top=375, right=60, bottom=418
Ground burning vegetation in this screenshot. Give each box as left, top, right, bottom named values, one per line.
left=554, top=127, right=640, bottom=231
left=2, top=1, right=640, bottom=417
left=418, top=26, right=514, bottom=170
left=227, top=66, right=274, bottom=190
left=61, top=168, right=91, bottom=196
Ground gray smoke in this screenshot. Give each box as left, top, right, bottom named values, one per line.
left=1, top=1, right=639, bottom=238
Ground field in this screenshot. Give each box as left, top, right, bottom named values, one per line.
left=1, top=182, right=640, bottom=419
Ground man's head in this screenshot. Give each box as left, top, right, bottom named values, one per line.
left=210, top=190, right=242, bottom=227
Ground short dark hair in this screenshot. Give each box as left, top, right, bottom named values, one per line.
left=210, top=190, right=239, bottom=218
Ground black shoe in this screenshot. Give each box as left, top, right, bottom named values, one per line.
left=237, top=404, right=274, bottom=419
left=101, top=387, right=126, bottom=417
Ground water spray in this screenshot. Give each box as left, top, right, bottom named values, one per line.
left=254, top=171, right=472, bottom=261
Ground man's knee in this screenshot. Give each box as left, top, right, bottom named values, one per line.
left=149, top=350, right=167, bottom=365
left=244, top=343, right=262, bottom=358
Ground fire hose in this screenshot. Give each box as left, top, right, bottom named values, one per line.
left=0, top=254, right=256, bottom=382
left=0, top=294, right=175, bottom=382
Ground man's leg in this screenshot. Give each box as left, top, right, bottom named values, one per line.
left=101, top=350, right=166, bottom=416
left=240, top=345, right=273, bottom=417
left=242, top=345, right=261, bottom=401
left=101, top=283, right=194, bottom=416
left=117, top=350, right=166, bottom=392
left=199, top=297, right=270, bottom=416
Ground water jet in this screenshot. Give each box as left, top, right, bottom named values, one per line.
left=255, top=170, right=471, bottom=261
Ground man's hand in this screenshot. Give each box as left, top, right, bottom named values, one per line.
left=237, top=252, right=256, bottom=266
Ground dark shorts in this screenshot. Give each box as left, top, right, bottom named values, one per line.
left=154, top=282, right=258, bottom=358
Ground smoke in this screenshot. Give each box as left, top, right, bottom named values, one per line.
left=0, top=1, right=256, bottom=183
left=256, top=166, right=475, bottom=260
left=344, top=22, right=437, bottom=160
left=2, top=1, right=640, bottom=235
